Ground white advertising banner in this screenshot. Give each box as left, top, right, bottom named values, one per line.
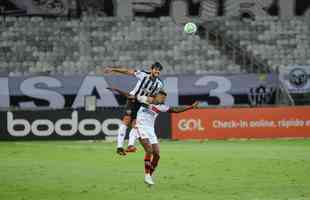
left=0, top=73, right=278, bottom=109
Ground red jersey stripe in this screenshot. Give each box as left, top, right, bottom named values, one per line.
left=151, top=106, right=161, bottom=113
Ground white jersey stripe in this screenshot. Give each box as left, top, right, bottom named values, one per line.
left=129, top=70, right=163, bottom=97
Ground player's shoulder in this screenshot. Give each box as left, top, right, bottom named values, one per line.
left=136, top=69, right=150, bottom=74
left=134, top=69, right=150, bottom=78
left=136, top=70, right=150, bottom=76
left=157, top=78, right=164, bottom=85
left=141, top=70, right=150, bottom=74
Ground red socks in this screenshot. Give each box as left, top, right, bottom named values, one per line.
left=150, top=155, right=160, bottom=175
left=144, top=154, right=160, bottom=175
left=144, top=155, right=152, bottom=174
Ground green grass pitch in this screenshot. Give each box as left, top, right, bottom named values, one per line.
left=0, top=140, right=310, bottom=200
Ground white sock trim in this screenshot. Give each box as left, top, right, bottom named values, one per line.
left=128, top=128, right=137, bottom=146
left=117, top=124, right=127, bottom=148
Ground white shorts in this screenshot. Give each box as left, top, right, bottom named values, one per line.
left=135, top=126, right=158, bottom=144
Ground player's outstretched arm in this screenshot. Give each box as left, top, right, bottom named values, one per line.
left=101, top=66, right=136, bottom=76
left=169, top=101, right=199, bottom=113
left=106, top=87, right=131, bottom=98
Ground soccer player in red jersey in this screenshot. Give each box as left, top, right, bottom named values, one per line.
left=103, top=62, right=164, bottom=155
left=107, top=87, right=198, bottom=185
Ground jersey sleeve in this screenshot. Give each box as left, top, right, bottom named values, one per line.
left=134, top=70, right=147, bottom=80
left=157, top=104, right=170, bottom=112
left=136, top=95, right=149, bottom=104
left=159, top=80, right=164, bottom=89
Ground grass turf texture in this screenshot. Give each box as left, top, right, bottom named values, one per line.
left=0, top=140, right=309, bottom=200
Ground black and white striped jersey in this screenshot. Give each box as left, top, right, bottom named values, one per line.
left=129, top=70, right=164, bottom=97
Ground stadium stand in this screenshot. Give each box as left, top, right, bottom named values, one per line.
left=0, top=15, right=309, bottom=76
left=210, top=16, right=310, bottom=72
left=0, top=16, right=240, bottom=75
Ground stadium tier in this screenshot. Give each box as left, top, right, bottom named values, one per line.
left=1, top=16, right=310, bottom=76
left=213, top=16, right=310, bottom=71
left=0, top=16, right=240, bottom=76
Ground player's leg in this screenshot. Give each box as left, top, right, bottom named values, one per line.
left=139, top=137, right=153, bottom=175
left=126, top=119, right=137, bottom=152
left=126, top=100, right=141, bottom=152
left=147, top=131, right=160, bottom=176
left=150, top=143, right=160, bottom=176
left=136, top=127, right=154, bottom=185
left=116, top=115, right=131, bottom=155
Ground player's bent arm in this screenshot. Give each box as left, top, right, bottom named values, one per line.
left=136, top=95, right=154, bottom=105
left=106, top=87, right=131, bottom=98
left=106, top=88, right=154, bottom=103
left=168, top=101, right=199, bottom=113
left=102, top=66, right=136, bottom=76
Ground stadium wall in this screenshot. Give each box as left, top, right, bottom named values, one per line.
left=0, top=108, right=170, bottom=141
left=1, top=67, right=309, bottom=108
left=0, top=74, right=279, bottom=108
left=1, top=106, right=310, bottom=141
left=171, top=106, right=310, bottom=140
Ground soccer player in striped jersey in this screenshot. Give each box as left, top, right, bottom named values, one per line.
left=103, top=62, right=164, bottom=155
left=107, top=87, right=198, bottom=185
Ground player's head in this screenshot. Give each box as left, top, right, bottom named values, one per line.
left=154, top=90, right=167, bottom=104
left=150, top=62, right=163, bottom=78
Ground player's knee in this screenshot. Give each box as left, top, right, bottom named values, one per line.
left=131, top=119, right=136, bottom=126
left=122, top=116, right=131, bottom=125
left=148, top=149, right=153, bottom=155
left=153, top=151, right=160, bottom=158
left=122, top=121, right=130, bottom=126
left=146, top=147, right=153, bottom=155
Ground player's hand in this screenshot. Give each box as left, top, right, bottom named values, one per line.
left=191, top=101, right=199, bottom=108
